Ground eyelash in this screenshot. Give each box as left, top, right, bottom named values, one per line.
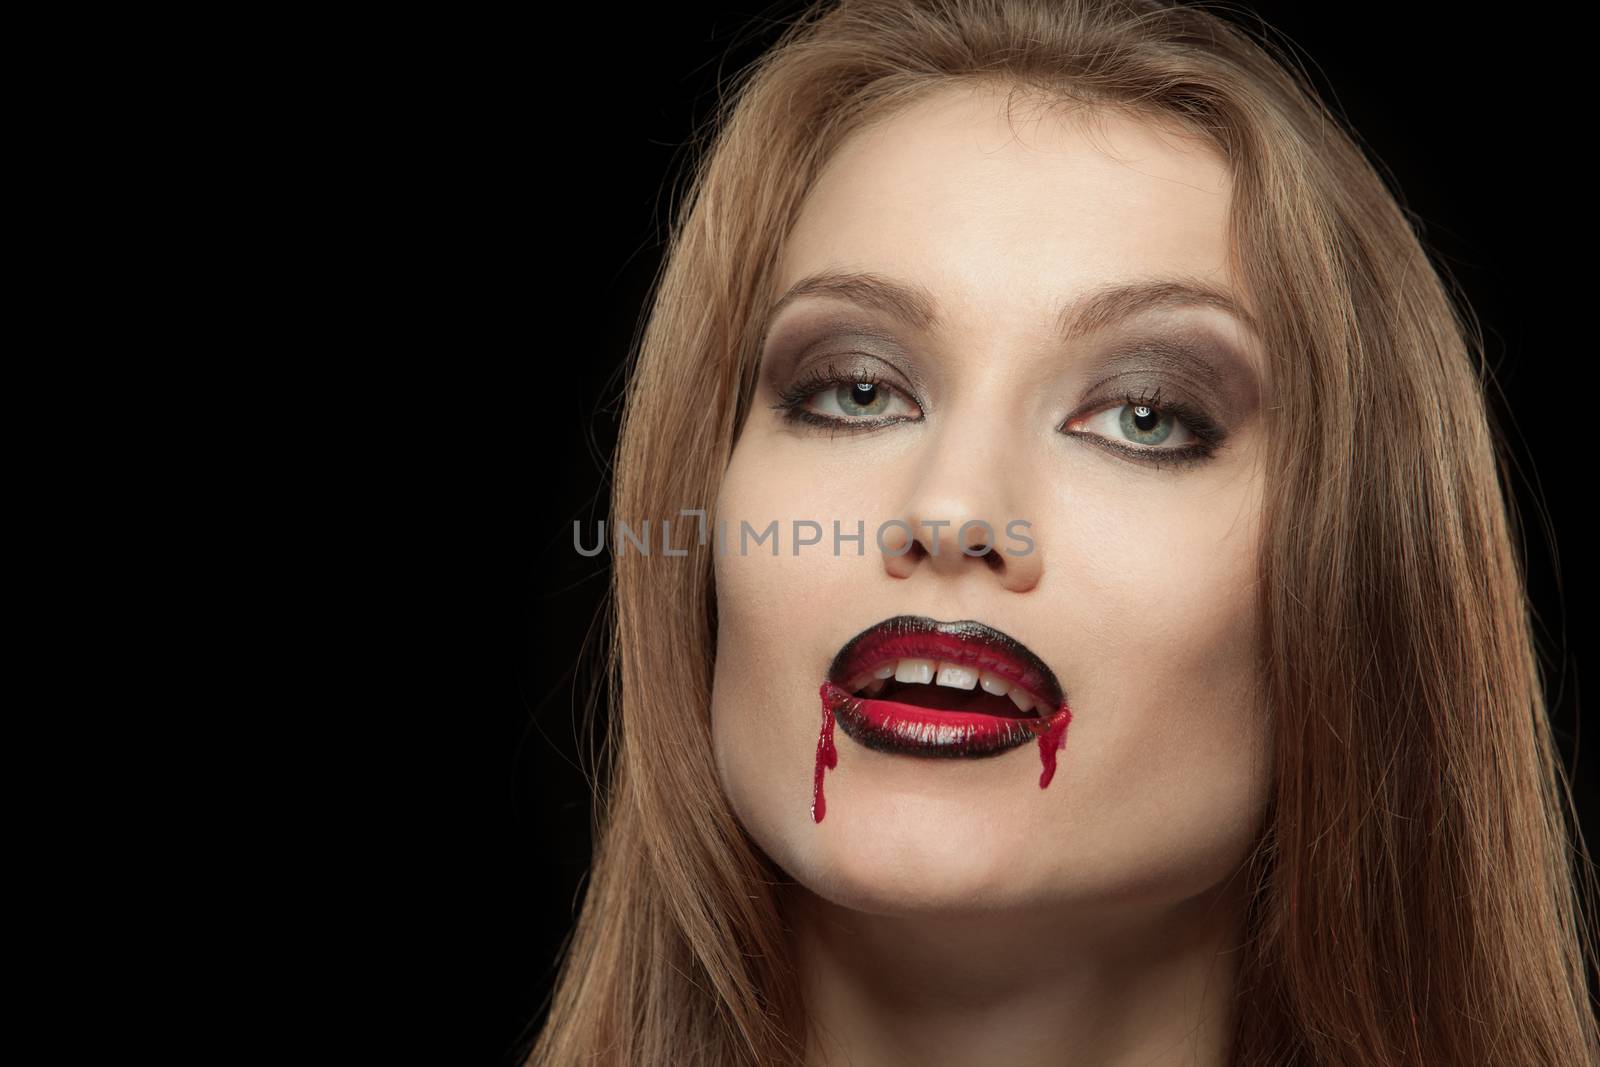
left=1065, top=385, right=1226, bottom=471
left=768, top=364, right=1227, bottom=471
left=769, top=362, right=912, bottom=435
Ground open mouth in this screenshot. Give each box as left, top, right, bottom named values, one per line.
left=821, top=615, right=1068, bottom=759
left=838, top=660, right=1050, bottom=718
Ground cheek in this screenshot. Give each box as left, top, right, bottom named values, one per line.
left=1049, top=482, right=1271, bottom=888
left=709, top=445, right=839, bottom=871
left=1081, top=503, right=1259, bottom=708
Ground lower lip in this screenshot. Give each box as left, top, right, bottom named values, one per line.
left=811, top=680, right=1073, bottom=823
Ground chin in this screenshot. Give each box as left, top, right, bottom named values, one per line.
left=776, top=805, right=1053, bottom=918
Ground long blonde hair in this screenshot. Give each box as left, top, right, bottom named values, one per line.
left=527, top=2, right=1600, bottom=1062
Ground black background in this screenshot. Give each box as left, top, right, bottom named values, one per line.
left=428, top=4, right=1595, bottom=1064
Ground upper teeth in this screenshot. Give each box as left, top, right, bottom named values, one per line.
left=849, top=657, right=1041, bottom=714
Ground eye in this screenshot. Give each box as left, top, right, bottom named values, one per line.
left=1066, top=397, right=1199, bottom=449
left=1059, top=390, right=1225, bottom=469
left=805, top=379, right=919, bottom=420
left=770, top=364, right=924, bottom=428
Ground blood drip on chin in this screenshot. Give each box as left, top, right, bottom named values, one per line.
left=1036, top=706, right=1071, bottom=787
left=811, top=686, right=838, bottom=822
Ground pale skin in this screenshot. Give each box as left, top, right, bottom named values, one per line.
left=711, top=83, right=1274, bottom=1066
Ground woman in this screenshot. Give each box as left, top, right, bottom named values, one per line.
left=530, top=1, right=1600, bottom=1063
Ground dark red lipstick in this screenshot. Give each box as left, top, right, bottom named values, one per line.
left=811, top=615, right=1073, bottom=822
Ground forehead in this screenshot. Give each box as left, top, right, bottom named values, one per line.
left=776, top=85, right=1240, bottom=329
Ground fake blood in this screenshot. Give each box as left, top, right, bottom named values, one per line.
left=1035, top=711, right=1069, bottom=788
left=811, top=692, right=838, bottom=823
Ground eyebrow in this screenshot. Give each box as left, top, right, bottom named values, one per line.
left=760, top=268, right=1260, bottom=346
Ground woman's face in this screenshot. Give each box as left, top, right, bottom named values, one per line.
left=711, top=85, right=1272, bottom=920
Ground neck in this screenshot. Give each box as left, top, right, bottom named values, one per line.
left=785, top=870, right=1254, bottom=1067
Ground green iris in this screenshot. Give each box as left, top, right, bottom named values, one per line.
left=835, top=382, right=891, bottom=417
left=1120, top=402, right=1173, bottom=446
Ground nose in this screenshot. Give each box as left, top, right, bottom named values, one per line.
left=878, top=430, right=1044, bottom=594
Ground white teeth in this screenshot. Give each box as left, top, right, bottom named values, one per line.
left=849, top=658, right=1045, bottom=712
left=935, top=663, right=979, bottom=690
left=894, top=657, right=936, bottom=685
left=978, top=670, right=1012, bottom=697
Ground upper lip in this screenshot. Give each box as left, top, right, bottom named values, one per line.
left=826, top=614, right=1066, bottom=711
